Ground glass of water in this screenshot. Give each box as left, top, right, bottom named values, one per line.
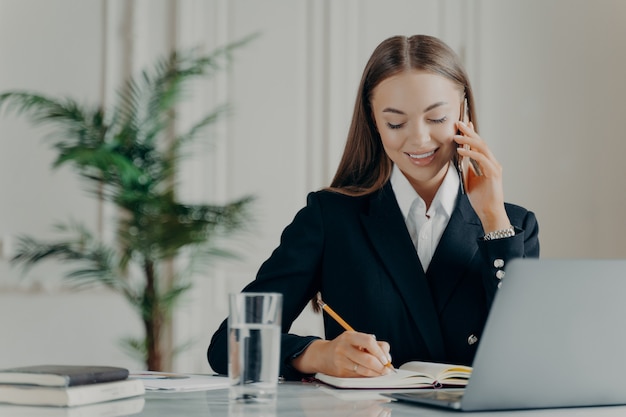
left=228, top=292, right=282, bottom=403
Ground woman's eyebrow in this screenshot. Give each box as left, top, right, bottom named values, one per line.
left=423, top=101, right=447, bottom=112
left=382, top=107, right=405, bottom=115
left=382, top=101, right=448, bottom=115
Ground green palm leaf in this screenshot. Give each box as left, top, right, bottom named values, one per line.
left=3, top=36, right=257, bottom=370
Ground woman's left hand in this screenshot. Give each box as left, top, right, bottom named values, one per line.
left=454, top=121, right=511, bottom=233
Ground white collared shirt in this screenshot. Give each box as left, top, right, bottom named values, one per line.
left=390, top=163, right=459, bottom=272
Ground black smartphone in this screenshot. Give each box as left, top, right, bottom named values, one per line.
left=455, top=98, right=482, bottom=194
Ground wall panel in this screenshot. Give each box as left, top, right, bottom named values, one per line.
left=0, top=0, right=140, bottom=370
left=475, top=0, right=626, bottom=258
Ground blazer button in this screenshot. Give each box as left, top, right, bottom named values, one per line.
left=494, top=259, right=505, bottom=268
left=467, top=334, right=478, bottom=345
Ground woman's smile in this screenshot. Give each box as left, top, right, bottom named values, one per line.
left=406, top=148, right=438, bottom=165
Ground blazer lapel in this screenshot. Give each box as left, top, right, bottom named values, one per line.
left=427, top=193, right=483, bottom=313
left=360, top=184, right=446, bottom=361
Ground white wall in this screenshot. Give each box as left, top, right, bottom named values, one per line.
left=0, top=0, right=142, bottom=371
left=476, top=0, right=626, bottom=258
left=0, top=0, right=624, bottom=373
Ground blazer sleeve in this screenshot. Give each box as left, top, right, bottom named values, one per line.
left=477, top=205, right=540, bottom=306
left=207, top=192, right=326, bottom=380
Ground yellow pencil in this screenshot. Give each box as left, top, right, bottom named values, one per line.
left=316, top=298, right=396, bottom=373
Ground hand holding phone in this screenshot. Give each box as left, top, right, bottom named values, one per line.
left=456, top=98, right=483, bottom=194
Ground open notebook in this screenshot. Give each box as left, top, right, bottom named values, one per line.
left=388, top=259, right=626, bottom=411
left=315, top=361, right=471, bottom=389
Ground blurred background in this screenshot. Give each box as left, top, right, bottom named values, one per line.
left=0, top=0, right=625, bottom=373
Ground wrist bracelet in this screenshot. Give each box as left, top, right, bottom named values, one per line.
left=483, top=226, right=515, bottom=241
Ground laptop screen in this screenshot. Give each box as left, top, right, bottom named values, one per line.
left=462, top=259, right=626, bottom=411
left=392, top=259, right=626, bottom=411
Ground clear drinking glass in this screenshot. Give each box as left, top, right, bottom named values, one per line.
left=228, top=292, right=282, bottom=403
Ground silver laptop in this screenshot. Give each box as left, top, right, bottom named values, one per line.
left=388, top=258, right=626, bottom=411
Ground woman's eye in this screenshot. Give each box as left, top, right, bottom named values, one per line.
left=386, top=122, right=404, bottom=129
left=429, top=116, right=448, bottom=124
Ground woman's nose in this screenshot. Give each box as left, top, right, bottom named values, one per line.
left=409, top=124, right=430, bottom=146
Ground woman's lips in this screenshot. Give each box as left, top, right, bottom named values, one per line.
left=406, top=149, right=437, bottom=165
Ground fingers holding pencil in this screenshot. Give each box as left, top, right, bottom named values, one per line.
left=326, top=332, right=393, bottom=377
left=316, top=298, right=395, bottom=376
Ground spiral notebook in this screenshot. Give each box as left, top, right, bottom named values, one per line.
left=388, top=259, right=626, bottom=411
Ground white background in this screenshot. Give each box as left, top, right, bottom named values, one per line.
left=0, top=0, right=625, bottom=373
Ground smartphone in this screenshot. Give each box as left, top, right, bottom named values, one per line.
left=456, top=98, right=483, bottom=194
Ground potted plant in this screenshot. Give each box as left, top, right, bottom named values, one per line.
left=0, top=38, right=254, bottom=371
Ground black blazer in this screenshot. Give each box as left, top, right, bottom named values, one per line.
left=208, top=182, right=540, bottom=380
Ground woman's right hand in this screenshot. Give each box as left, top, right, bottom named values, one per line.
left=292, top=331, right=392, bottom=377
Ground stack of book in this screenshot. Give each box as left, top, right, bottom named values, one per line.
left=0, top=365, right=145, bottom=408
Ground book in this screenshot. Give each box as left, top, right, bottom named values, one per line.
left=0, top=365, right=129, bottom=387
left=0, top=396, right=145, bottom=417
left=314, top=361, right=472, bottom=389
left=0, top=378, right=145, bottom=407
left=129, top=371, right=230, bottom=392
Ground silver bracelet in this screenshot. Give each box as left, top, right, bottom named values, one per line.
left=483, top=226, right=515, bottom=241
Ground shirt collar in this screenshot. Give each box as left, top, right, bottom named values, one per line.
left=390, top=163, right=459, bottom=220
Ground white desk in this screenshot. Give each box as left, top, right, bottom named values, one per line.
left=3, top=381, right=626, bottom=416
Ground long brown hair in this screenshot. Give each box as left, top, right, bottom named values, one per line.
left=328, top=34, right=478, bottom=196
left=313, top=35, right=479, bottom=312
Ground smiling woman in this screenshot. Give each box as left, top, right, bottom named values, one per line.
left=371, top=71, right=464, bottom=205
left=208, top=34, right=540, bottom=381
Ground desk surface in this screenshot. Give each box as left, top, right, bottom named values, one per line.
left=3, top=382, right=626, bottom=416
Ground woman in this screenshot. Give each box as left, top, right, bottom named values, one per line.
left=208, top=34, right=539, bottom=381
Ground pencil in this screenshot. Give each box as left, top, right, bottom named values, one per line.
left=316, top=298, right=396, bottom=373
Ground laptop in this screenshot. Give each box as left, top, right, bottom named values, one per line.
left=388, top=258, right=626, bottom=411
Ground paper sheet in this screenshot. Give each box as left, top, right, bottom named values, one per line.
left=130, top=371, right=229, bottom=392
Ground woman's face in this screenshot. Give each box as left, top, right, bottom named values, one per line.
left=371, top=70, right=463, bottom=193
